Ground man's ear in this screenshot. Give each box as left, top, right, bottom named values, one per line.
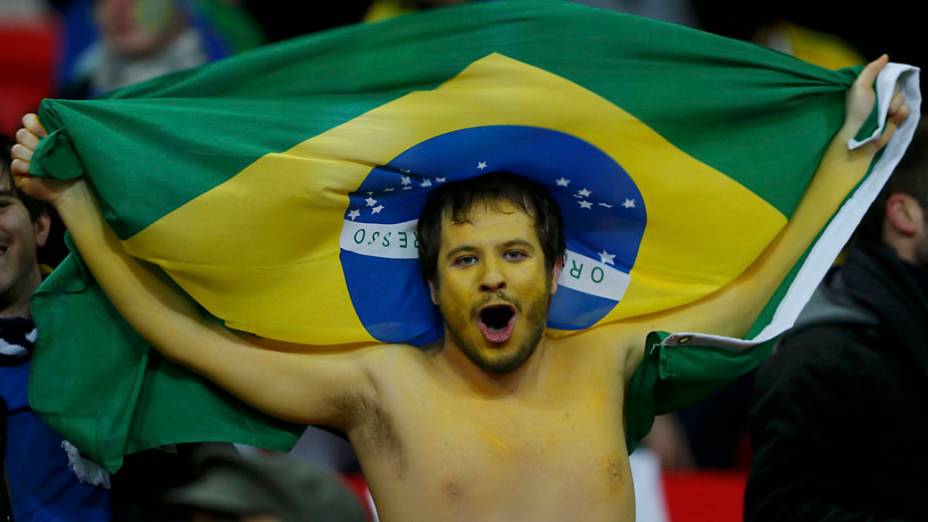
left=428, top=279, right=438, bottom=305
left=33, top=211, right=51, bottom=248
left=886, top=193, right=923, bottom=236
left=550, top=254, right=565, bottom=295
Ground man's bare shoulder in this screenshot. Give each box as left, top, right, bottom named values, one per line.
left=549, top=320, right=654, bottom=382
left=358, top=341, right=434, bottom=369
left=351, top=342, right=442, bottom=400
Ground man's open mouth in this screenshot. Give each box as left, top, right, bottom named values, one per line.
left=477, top=304, right=517, bottom=344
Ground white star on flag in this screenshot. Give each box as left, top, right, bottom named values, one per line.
left=372, top=205, right=384, bottom=214
left=598, top=202, right=613, bottom=208
left=598, top=249, right=616, bottom=265
left=403, top=186, right=412, bottom=191
left=555, top=177, right=571, bottom=187
left=400, top=169, right=411, bottom=174
left=365, top=196, right=377, bottom=207
left=577, top=188, right=592, bottom=198
left=347, top=209, right=360, bottom=221
left=400, top=176, right=412, bottom=186
left=420, top=179, right=433, bottom=188
left=436, top=177, right=447, bottom=183
left=578, top=200, right=593, bottom=209
left=384, top=188, right=395, bottom=192
left=622, top=198, right=636, bottom=209
left=365, top=191, right=374, bottom=196
left=477, top=161, right=487, bottom=170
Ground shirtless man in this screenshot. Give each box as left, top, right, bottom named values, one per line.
left=10, top=56, right=907, bottom=521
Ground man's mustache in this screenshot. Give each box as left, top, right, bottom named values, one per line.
left=471, top=291, right=522, bottom=317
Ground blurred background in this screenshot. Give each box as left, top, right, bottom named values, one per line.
left=1, top=1, right=922, bottom=520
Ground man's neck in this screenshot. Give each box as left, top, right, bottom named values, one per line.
left=432, top=337, right=549, bottom=397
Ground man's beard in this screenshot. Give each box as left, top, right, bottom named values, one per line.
left=442, top=289, right=550, bottom=374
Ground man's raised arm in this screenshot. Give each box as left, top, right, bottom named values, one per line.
left=621, top=55, right=910, bottom=347
left=10, top=114, right=377, bottom=430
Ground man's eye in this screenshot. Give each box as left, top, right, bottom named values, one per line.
left=453, top=255, right=477, bottom=266
left=503, top=250, right=527, bottom=261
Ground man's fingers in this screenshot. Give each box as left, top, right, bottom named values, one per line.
left=889, top=91, right=904, bottom=111
left=12, top=114, right=47, bottom=180
left=873, top=90, right=910, bottom=150
left=21, top=113, right=47, bottom=138
left=854, top=54, right=888, bottom=90
left=10, top=158, right=30, bottom=177
left=888, top=91, right=909, bottom=125
left=874, top=121, right=899, bottom=150
left=15, top=127, right=39, bottom=151
left=891, top=101, right=910, bottom=126
left=10, top=143, right=33, bottom=163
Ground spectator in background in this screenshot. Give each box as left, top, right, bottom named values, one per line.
left=644, top=1, right=867, bottom=472
left=57, top=0, right=263, bottom=98
left=1, top=134, right=111, bottom=521
left=163, top=448, right=367, bottom=522
left=691, top=0, right=863, bottom=70
left=745, top=121, right=928, bottom=521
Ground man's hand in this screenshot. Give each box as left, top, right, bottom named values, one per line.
left=842, top=55, right=910, bottom=151
left=10, top=113, right=86, bottom=210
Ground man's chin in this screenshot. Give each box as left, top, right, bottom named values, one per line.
left=465, top=333, right=541, bottom=374
left=443, top=305, right=548, bottom=374
left=472, top=353, right=532, bottom=374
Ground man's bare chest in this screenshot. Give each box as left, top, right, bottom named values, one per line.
left=399, top=391, right=629, bottom=490
left=350, top=348, right=633, bottom=520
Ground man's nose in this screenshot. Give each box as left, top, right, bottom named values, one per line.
left=479, top=259, right=507, bottom=292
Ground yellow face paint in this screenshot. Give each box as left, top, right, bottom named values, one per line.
left=432, top=201, right=554, bottom=373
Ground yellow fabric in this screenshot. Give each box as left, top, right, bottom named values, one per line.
left=122, top=53, right=785, bottom=344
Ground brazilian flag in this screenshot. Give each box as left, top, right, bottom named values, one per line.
left=27, top=1, right=919, bottom=471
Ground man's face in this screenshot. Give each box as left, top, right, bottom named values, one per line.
left=912, top=200, right=928, bottom=266
left=95, top=0, right=181, bottom=58
left=429, top=200, right=559, bottom=373
left=0, top=172, right=48, bottom=316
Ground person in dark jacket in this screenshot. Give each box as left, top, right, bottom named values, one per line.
left=745, top=120, right=928, bottom=521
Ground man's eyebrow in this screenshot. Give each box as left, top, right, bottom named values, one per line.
left=500, top=239, right=535, bottom=250
left=445, top=245, right=476, bottom=260
left=445, top=240, right=535, bottom=260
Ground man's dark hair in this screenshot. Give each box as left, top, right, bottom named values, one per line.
left=417, top=173, right=566, bottom=284
left=1, top=135, right=46, bottom=223
left=854, top=120, right=928, bottom=244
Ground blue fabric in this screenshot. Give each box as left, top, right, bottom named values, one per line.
left=1, top=322, right=111, bottom=521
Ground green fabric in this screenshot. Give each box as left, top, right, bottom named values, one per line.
left=625, top=332, right=777, bottom=453
left=23, top=1, right=914, bottom=470
left=29, top=129, right=85, bottom=181
left=31, top=2, right=854, bottom=239
left=29, top=238, right=302, bottom=473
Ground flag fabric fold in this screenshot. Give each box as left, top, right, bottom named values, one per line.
left=26, top=1, right=920, bottom=471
